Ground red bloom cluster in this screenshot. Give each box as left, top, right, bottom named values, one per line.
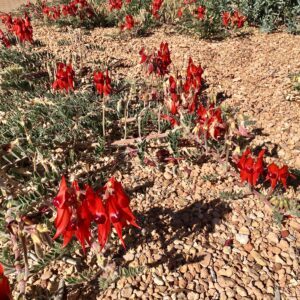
left=237, top=148, right=265, bottom=187
left=266, top=163, right=295, bottom=190
left=52, top=63, right=75, bottom=92
left=42, top=5, right=61, bottom=20
left=184, top=57, right=203, bottom=96
left=196, top=104, right=225, bottom=139
left=222, top=10, right=246, bottom=28
left=121, top=15, right=135, bottom=31
left=53, top=176, right=139, bottom=251
left=0, top=263, right=12, bottom=300
left=140, top=42, right=171, bottom=76
left=109, top=0, right=123, bottom=10
left=0, top=29, right=10, bottom=48
left=94, top=70, right=112, bottom=96
left=42, top=0, right=94, bottom=20
left=196, top=6, right=206, bottom=20
left=152, top=0, right=164, bottom=19
left=0, top=13, right=33, bottom=43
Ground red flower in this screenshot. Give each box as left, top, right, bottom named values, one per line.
left=222, top=11, right=231, bottom=27
left=53, top=63, right=75, bottom=92
left=177, top=7, right=183, bottom=18
left=237, top=148, right=265, bottom=187
left=184, top=57, right=203, bottom=96
left=231, top=11, right=246, bottom=28
left=161, top=114, right=180, bottom=127
left=11, top=14, right=33, bottom=43
left=196, top=104, right=225, bottom=139
left=152, top=0, right=164, bottom=19
left=140, top=42, right=171, bottom=76
left=53, top=177, right=91, bottom=252
left=266, top=163, right=295, bottom=190
left=104, top=177, right=140, bottom=248
left=94, top=70, right=112, bottom=96
left=0, top=30, right=10, bottom=48
left=0, top=14, right=13, bottom=31
left=0, top=263, right=12, bottom=300
left=121, top=15, right=134, bottom=31
left=43, top=5, right=61, bottom=20
left=109, top=0, right=123, bottom=10
left=196, top=6, right=206, bottom=20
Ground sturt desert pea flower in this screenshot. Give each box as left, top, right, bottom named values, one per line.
left=94, top=70, right=112, bottom=96
left=53, top=177, right=91, bottom=252
left=42, top=5, right=61, bottom=20
left=109, top=0, right=123, bottom=10
left=196, top=104, right=225, bottom=139
left=152, top=0, right=164, bottom=19
left=0, top=13, right=13, bottom=31
left=196, top=6, right=206, bottom=20
left=86, top=186, right=110, bottom=249
left=121, top=15, right=135, bottom=31
left=12, top=13, right=33, bottom=43
left=231, top=10, right=246, bottom=28
left=177, top=7, right=183, bottom=18
left=266, top=163, right=296, bottom=190
left=52, top=63, right=75, bottom=92
left=167, top=76, right=179, bottom=114
left=0, top=263, right=12, bottom=300
left=161, top=114, right=180, bottom=128
left=222, top=11, right=231, bottom=27
left=0, top=30, right=10, bottom=48
left=184, top=57, right=203, bottom=96
left=140, top=42, right=171, bottom=76
left=237, top=148, right=265, bottom=187
left=104, top=177, right=140, bottom=248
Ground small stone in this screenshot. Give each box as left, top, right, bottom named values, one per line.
left=200, top=268, right=209, bottom=278
left=290, top=220, right=300, bottom=232
left=236, top=233, right=249, bottom=245
left=41, top=271, right=52, bottom=281
left=218, top=267, right=233, bottom=278
left=278, top=240, right=289, bottom=251
left=223, top=246, right=231, bottom=254
left=163, top=172, right=172, bottom=180
left=239, top=226, right=250, bottom=235
left=236, top=285, right=248, bottom=297
left=244, top=243, right=254, bottom=252
left=153, top=274, right=164, bottom=286
left=217, top=276, right=236, bottom=288
left=200, top=254, right=212, bottom=268
left=121, top=287, right=133, bottom=298
left=123, top=252, right=135, bottom=262
left=187, top=292, right=200, bottom=300
left=281, top=230, right=289, bottom=239
left=266, top=232, right=279, bottom=244
left=250, top=250, right=267, bottom=266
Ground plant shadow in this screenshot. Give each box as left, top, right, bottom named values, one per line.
left=118, top=197, right=232, bottom=271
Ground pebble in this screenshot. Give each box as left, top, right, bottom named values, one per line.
left=236, top=233, right=249, bottom=245
left=153, top=274, right=164, bottom=286
left=217, top=276, right=236, bottom=288
left=267, top=232, right=279, bottom=244
left=200, top=254, right=212, bottom=268
left=250, top=250, right=267, bottom=266
left=121, top=287, right=133, bottom=298
left=239, top=226, right=250, bottom=235
left=236, top=285, right=248, bottom=297
left=290, top=220, right=300, bottom=232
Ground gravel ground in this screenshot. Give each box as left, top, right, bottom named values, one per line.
left=13, top=23, right=300, bottom=299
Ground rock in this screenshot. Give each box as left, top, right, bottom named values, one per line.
left=290, top=219, right=300, bottom=232
left=217, top=276, right=236, bottom=288
left=281, top=230, right=289, bottom=239
left=250, top=250, right=267, bottom=266
left=123, top=252, right=135, bottom=262
left=153, top=274, right=164, bottom=286
left=163, top=172, right=173, bottom=180
left=200, top=254, right=212, bottom=268
left=239, top=226, right=250, bottom=235
left=223, top=246, right=231, bottom=254
left=244, top=243, right=254, bottom=252
left=278, top=240, right=289, bottom=251
left=266, top=232, right=279, bottom=244
left=187, top=292, right=200, bottom=300
left=121, top=287, right=133, bottom=298
left=236, top=233, right=249, bottom=245
left=41, top=271, right=52, bottom=281
left=200, top=268, right=209, bottom=278
left=236, top=285, right=248, bottom=297
left=218, top=267, right=233, bottom=278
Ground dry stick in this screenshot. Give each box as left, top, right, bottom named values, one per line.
left=102, top=96, right=106, bottom=138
